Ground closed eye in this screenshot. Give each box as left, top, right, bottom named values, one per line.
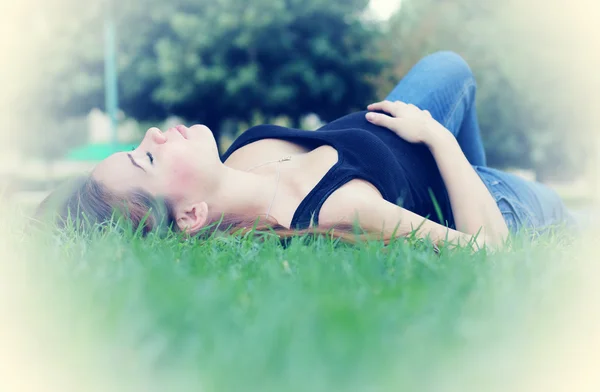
left=127, top=153, right=146, bottom=172
left=147, top=152, right=154, bottom=164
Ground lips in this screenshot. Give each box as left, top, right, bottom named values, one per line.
left=173, top=125, right=188, bottom=139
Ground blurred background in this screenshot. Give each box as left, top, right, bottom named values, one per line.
left=1, top=0, right=598, bottom=213
left=1, top=3, right=600, bottom=391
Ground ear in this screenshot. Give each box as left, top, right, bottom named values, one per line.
left=175, top=201, right=209, bottom=234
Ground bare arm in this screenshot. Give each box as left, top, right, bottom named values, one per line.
left=336, top=193, right=487, bottom=250
left=365, top=101, right=509, bottom=247
left=424, top=127, right=508, bottom=245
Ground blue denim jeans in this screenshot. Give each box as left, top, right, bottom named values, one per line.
left=384, top=51, right=574, bottom=234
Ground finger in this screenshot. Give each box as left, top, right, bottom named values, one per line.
left=367, top=101, right=391, bottom=111
left=365, top=112, right=398, bottom=129
left=367, top=101, right=388, bottom=110
left=367, top=101, right=403, bottom=117
left=407, top=103, right=423, bottom=113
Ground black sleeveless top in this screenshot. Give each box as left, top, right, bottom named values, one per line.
left=221, top=111, right=455, bottom=229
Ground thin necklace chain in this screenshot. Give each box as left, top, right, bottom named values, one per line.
left=245, top=155, right=292, bottom=219
left=245, top=155, right=292, bottom=172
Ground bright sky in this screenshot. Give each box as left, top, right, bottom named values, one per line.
left=367, top=0, right=403, bottom=21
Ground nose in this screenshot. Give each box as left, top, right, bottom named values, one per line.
left=143, top=127, right=167, bottom=145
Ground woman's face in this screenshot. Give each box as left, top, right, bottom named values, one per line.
left=92, top=125, right=220, bottom=202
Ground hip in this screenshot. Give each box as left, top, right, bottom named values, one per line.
left=474, top=166, right=573, bottom=233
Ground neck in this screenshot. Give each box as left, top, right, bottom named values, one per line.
left=202, top=164, right=282, bottom=221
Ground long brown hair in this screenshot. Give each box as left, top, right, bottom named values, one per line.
left=34, top=176, right=394, bottom=244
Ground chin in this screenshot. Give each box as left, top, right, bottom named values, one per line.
left=191, top=125, right=218, bottom=149
left=190, top=124, right=212, bottom=136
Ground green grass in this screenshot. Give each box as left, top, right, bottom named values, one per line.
left=4, top=218, right=596, bottom=392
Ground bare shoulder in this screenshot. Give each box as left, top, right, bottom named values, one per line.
left=318, top=179, right=384, bottom=227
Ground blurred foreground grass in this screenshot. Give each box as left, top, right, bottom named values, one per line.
left=1, top=209, right=599, bottom=392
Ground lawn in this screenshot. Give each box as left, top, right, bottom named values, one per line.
left=2, top=214, right=599, bottom=392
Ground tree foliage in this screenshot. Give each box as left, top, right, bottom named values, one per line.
left=22, top=0, right=383, bottom=156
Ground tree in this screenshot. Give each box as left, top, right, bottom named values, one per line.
left=18, top=0, right=385, bottom=156
left=126, top=0, right=383, bottom=132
